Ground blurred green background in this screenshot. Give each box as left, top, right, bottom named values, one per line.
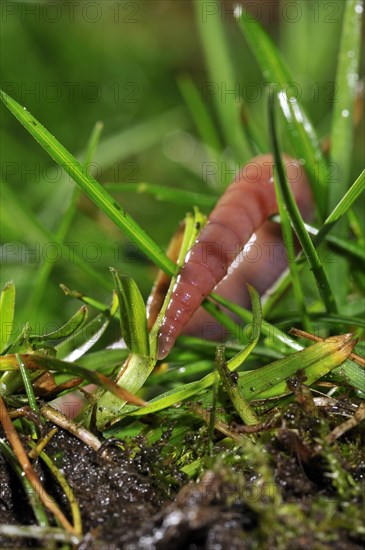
left=1, top=0, right=363, bottom=336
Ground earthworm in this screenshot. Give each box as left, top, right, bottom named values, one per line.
left=156, top=154, right=313, bottom=359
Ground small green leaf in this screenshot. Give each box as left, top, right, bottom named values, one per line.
left=56, top=294, right=118, bottom=361
left=29, top=306, right=88, bottom=342
left=0, top=282, right=16, bottom=354
left=111, top=269, right=149, bottom=357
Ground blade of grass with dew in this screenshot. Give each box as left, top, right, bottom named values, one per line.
left=328, top=0, right=363, bottom=306
left=0, top=180, right=112, bottom=292
left=305, top=221, right=365, bottom=262
left=273, top=165, right=311, bottom=332
left=0, top=90, right=176, bottom=277
left=104, top=182, right=217, bottom=208
left=276, top=312, right=365, bottom=332
left=24, top=121, right=105, bottom=318
left=0, top=281, right=15, bottom=354
left=269, top=98, right=337, bottom=314
left=244, top=334, right=356, bottom=400
left=262, top=169, right=365, bottom=314
left=194, top=0, right=250, bottom=168
left=236, top=11, right=329, bottom=220
left=110, top=269, right=149, bottom=357
left=330, top=0, right=363, bottom=208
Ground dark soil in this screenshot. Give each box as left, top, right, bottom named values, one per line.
left=1, top=399, right=364, bottom=549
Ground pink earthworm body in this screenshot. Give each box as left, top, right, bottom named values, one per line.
left=157, top=154, right=313, bottom=359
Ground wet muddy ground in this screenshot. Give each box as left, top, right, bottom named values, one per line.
left=1, top=400, right=364, bottom=549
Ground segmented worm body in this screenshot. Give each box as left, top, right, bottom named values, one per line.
left=157, top=154, right=313, bottom=359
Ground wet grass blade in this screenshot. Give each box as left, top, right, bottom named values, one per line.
left=327, top=1, right=363, bottom=306
left=24, top=121, right=105, bottom=317
left=177, top=74, right=222, bottom=160
left=269, top=99, right=337, bottom=314
left=105, top=182, right=217, bottom=208
left=194, top=0, right=250, bottom=166
left=315, top=169, right=365, bottom=243
left=242, top=334, right=356, bottom=399
left=29, top=306, right=88, bottom=342
left=237, top=13, right=329, bottom=219
left=263, top=169, right=365, bottom=313
left=0, top=90, right=175, bottom=276
left=16, top=354, right=41, bottom=424
left=273, top=166, right=310, bottom=331
left=330, top=0, right=363, bottom=206
left=111, top=269, right=149, bottom=357
left=0, top=282, right=16, bottom=354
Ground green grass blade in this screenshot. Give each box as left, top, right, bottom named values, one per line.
left=23, top=122, right=105, bottom=317
left=0, top=90, right=175, bottom=276
left=210, top=293, right=302, bottom=352
left=316, top=169, right=365, bottom=242
left=330, top=0, right=363, bottom=205
left=263, top=169, right=365, bottom=313
left=243, top=334, right=356, bottom=399
left=105, top=182, right=217, bottom=208
left=269, top=99, right=337, bottom=314
left=16, top=354, right=41, bottom=438
left=330, top=357, right=365, bottom=394
left=177, top=74, right=222, bottom=157
left=111, top=269, right=149, bottom=357
left=237, top=12, right=329, bottom=219
left=273, top=164, right=311, bottom=332
left=327, top=1, right=363, bottom=306
left=29, top=306, right=87, bottom=342
left=0, top=282, right=16, bottom=354
left=56, top=295, right=118, bottom=361
left=216, top=289, right=260, bottom=425
left=194, top=0, right=250, bottom=165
